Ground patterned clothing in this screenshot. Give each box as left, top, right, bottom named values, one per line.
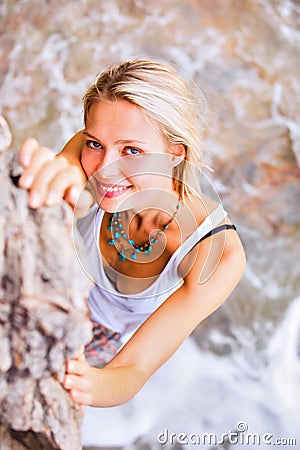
left=84, top=322, right=122, bottom=368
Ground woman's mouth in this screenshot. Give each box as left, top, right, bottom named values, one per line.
left=95, top=180, right=131, bottom=198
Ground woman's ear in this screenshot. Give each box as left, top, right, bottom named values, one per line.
left=169, top=144, right=185, bottom=167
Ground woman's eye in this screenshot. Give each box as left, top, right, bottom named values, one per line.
left=123, top=147, right=141, bottom=156
left=86, top=140, right=102, bottom=150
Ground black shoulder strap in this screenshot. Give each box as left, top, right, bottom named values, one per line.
left=189, top=224, right=237, bottom=253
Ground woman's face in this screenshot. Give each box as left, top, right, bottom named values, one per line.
left=81, top=99, right=183, bottom=212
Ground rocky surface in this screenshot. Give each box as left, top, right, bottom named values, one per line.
left=0, top=115, right=93, bottom=449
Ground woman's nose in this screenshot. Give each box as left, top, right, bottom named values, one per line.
left=96, top=150, right=122, bottom=178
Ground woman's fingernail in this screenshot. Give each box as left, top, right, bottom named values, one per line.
left=46, top=191, right=60, bottom=206
left=68, top=362, right=75, bottom=372
left=65, top=378, right=73, bottom=388
left=20, top=174, right=34, bottom=188
left=70, top=186, right=80, bottom=202
left=22, top=154, right=31, bottom=167
left=29, top=192, right=40, bottom=208
left=72, top=390, right=79, bottom=400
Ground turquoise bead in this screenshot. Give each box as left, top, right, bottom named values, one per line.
left=131, top=253, right=137, bottom=260
left=115, top=232, right=120, bottom=238
left=108, top=239, right=115, bottom=245
left=119, top=253, right=126, bottom=261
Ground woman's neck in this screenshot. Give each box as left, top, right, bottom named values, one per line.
left=126, top=194, right=181, bottom=230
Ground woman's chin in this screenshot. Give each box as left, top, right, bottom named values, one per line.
left=98, top=195, right=132, bottom=213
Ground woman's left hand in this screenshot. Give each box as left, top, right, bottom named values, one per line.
left=63, top=347, right=96, bottom=407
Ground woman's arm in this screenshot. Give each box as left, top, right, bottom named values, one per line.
left=64, top=224, right=246, bottom=407
left=19, top=132, right=87, bottom=209
left=59, top=130, right=85, bottom=165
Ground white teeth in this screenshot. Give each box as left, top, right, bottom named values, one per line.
left=100, top=184, right=127, bottom=192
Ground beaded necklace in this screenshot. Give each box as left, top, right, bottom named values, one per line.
left=108, top=198, right=181, bottom=262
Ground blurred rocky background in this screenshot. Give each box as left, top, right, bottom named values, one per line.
left=0, top=115, right=93, bottom=449
left=1, top=0, right=299, bottom=449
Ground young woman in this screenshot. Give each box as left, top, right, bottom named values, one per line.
left=19, top=59, right=246, bottom=408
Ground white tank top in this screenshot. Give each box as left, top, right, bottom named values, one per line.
left=76, top=204, right=227, bottom=344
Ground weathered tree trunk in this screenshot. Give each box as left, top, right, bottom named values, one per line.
left=0, top=116, right=93, bottom=450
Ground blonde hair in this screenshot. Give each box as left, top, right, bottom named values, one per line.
left=83, top=59, right=206, bottom=198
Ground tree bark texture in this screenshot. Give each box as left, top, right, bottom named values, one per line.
left=0, top=116, right=93, bottom=450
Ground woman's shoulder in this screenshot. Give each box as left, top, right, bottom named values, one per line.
left=183, top=194, right=223, bottom=228
left=166, top=194, right=224, bottom=255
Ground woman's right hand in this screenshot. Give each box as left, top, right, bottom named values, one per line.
left=19, top=138, right=91, bottom=212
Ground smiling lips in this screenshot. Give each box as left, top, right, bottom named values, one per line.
left=96, top=180, right=131, bottom=198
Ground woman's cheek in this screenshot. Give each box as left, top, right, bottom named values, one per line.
left=81, top=150, right=98, bottom=177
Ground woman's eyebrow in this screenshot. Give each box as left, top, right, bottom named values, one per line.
left=83, top=131, right=101, bottom=141
left=83, top=131, right=145, bottom=145
left=114, top=139, right=146, bottom=145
